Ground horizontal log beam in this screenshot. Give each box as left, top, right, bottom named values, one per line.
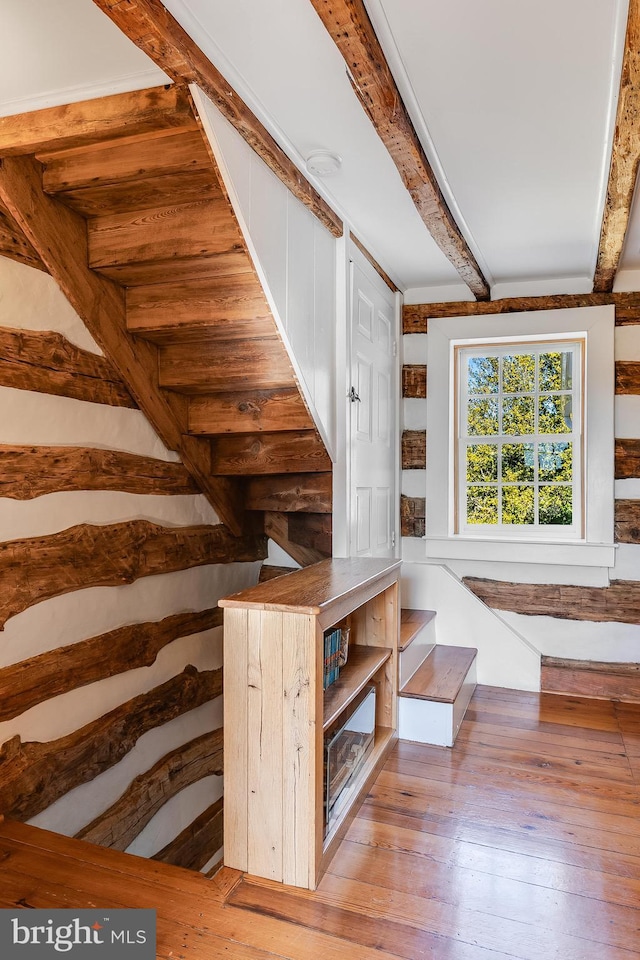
left=0, top=154, right=244, bottom=533
left=0, top=666, right=222, bottom=821
left=400, top=495, right=426, bottom=538
left=593, top=1, right=640, bottom=292
left=0, top=85, right=196, bottom=157
left=615, top=361, right=640, bottom=394
left=76, top=728, right=223, bottom=850
left=0, top=326, right=135, bottom=408
left=153, top=797, right=223, bottom=871
left=212, top=431, right=331, bottom=476
left=402, top=293, right=640, bottom=334
left=615, top=499, right=640, bottom=543
left=0, top=444, right=198, bottom=499
left=402, top=430, right=426, bottom=470
left=464, top=577, right=640, bottom=624
left=616, top=437, right=640, bottom=478
left=541, top=656, right=640, bottom=702
left=402, top=365, right=427, bottom=398
left=245, top=473, right=332, bottom=513
left=0, top=607, right=222, bottom=722
left=91, top=1, right=343, bottom=238
left=0, top=520, right=266, bottom=629
left=309, top=0, right=489, bottom=298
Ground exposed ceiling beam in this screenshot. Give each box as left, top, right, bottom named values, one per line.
left=308, top=0, right=490, bottom=300
left=594, top=0, right=640, bottom=292
left=91, top=0, right=343, bottom=239
left=0, top=154, right=244, bottom=534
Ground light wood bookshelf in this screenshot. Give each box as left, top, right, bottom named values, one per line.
left=219, top=557, right=400, bottom=890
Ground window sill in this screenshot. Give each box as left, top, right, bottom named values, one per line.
left=423, top=536, right=616, bottom=568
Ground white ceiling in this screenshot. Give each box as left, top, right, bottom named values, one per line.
left=0, top=0, right=637, bottom=299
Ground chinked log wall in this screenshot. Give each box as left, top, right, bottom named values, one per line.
left=0, top=258, right=265, bottom=873
left=401, top=295, right=640, bottom=621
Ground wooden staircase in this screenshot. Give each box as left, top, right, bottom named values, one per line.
left=0, top=85, right=332, bottom=564
left=398, top=608, right=477, bottom=747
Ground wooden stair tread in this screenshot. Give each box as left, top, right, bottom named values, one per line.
left=400, top=644, right=477, bottom=703
left=399, top=608, right=436, bottom=652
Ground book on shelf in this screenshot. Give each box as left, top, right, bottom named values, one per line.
left=323, top=626, right=342, bottom=690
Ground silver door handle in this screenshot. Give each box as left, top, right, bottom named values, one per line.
left=349, top=386, right=361, bottom=402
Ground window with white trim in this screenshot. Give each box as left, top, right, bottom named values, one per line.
left=456, top=339, right=583, bottom=539
left=424, top=306, right=615, bottom=568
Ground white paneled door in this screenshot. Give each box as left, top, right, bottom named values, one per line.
left=349, top=254, right=397, bottom=557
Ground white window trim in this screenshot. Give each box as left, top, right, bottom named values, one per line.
left=425, top=305, right=615, bottom=567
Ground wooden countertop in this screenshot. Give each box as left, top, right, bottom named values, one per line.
left=219, top=557, right=401, bottom=615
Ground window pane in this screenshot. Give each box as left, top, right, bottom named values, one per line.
left=502, top=396, right=534, bottom=435
left=539, top=442, right=572, bottom=481
left=539, top=395, right=572, bottom=434
left=502, top=486, right=534, bottom=524
left=468, top=398, right=499, bottom=436
left=503, top=354, right=535, bottom=393
left=466, top=444, right=498, bottom=482
left=501, top=443, right=535, bottom=481
left=540, top=351, right=572, bottom=391
left=467, top=356, right=499, bottom=394
left=467, top=486, right=498, bottom=524
left=539, top=485, right=572, bottom=524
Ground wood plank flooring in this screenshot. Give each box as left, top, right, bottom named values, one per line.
left=1, top=686, right=639, bottom=958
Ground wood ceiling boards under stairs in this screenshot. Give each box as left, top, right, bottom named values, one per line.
left=0, top=85, right=332, bottom=563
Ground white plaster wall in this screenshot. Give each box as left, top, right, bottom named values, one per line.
left=0, top=256, right=259, bottom=862
left=401, top=315, right=640, bottom=669
left=193, top=87, right=338, bottom=460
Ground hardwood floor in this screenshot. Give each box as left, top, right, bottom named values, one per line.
left=1, top=686, right=639, bottom=958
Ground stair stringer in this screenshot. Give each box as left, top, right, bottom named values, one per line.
left=402, top=561, right=541, bottom=691
left=192, top=86, right=336, bottom=462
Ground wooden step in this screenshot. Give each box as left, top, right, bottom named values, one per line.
left=399, top=608, right=436, bottom=652
left=398, top=644, right=477, bottom=747
left=41, top=128, right=217, bottom=215
left=245, top=473, right=332, bottom=513
left=0, top=84, right=196, bottom=156
left=93, top=249, right=249, bottom=286
left=189, top=389, right=311, bottom=435
left=400, top=645, right=477, bottom=703
left=158, top=339, right=293, bottom=394
left=88, top=197, right=247, bottom=284
left=127, top=275, right=274, bottom=344
left=45, top=167, right=220, bottom=218
left=211, top=431, right=331, bottom=476
left=541, top=656, right=640, bottom=702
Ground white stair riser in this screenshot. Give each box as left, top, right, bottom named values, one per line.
left=398, top=660, right=477, bottom=747
left=399, top=617, right=436, bottom=688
